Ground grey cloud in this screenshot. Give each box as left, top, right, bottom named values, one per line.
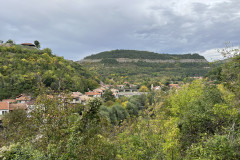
left=0, top=0, right=239, bottom=61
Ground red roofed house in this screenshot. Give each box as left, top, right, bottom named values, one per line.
left=85, top=92, right=101, bottom=98
left=9, top=103, right=27, bottom=111
left=70, top=92, right=83, bottom=103
left=0, top=102, right=9, bottom=115
left=21, top=43, right=36, bottom=47
left=2, top=99, right=17, bottom=103
left=16, top=94, right=31, bottom=103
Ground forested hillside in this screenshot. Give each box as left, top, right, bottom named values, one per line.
left=80, top=50, right=210, bottom=84
left=85, top=49, right=205, bottom=59
left=0, top=45, right=99, bottom=100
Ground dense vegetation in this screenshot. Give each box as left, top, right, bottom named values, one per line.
left=83, top=60, right=210, bottom=85
left=0, top=45, right=99, bottom=100
left=81, top=50, right=210, bottom=85
left=0, top=47, right=239, bottom=159
left=85, top=49, right=206, bottom=59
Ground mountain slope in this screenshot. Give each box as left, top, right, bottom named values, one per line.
left=84, top=49, right=206, bottom=60
left=79, top=50, right=210, bottom=84
left=0, top=45, right=99, bottom=100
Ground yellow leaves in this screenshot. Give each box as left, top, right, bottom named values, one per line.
left=162, top=117, right=181, bottom=159
left=42, top=53, right=51, bottom=58
left=23, top=72, right=35, bottom=80
left=169, top=80, right=204, bottom=116
left=66, top=65, right=74, bottom=72
left=122, top=101, right=128, bottom=108
left=139, top=86, right=149, bottom=92
left=2, top=65, right=8, bottom=70
left=21, top=58, right=28, bottom=62
left=28, top=57, right=36, bottom=62
left=217, top=84, right=235, bottom=104
left=59, top=61, right=63, bottom=66
left=213, top=104, right=238, bottom=118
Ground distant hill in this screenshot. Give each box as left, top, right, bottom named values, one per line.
left=84, top=50, right=206, bottom=60
left=0, top=45, right=99, bottom=100
left=78, top=49, right=210, bottom=84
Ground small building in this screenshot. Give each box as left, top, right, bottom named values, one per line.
left=9, top=103, right=27, bottom=111
left=152, top=86, right=161, bottom=91
left=16, top=94, right=31, bottom=103
left=70, top=92, right=83, bottom=103
left=93, top=89, right=105, bottom=96
left=79, top=95, right=91, bottom=105
left=0, top=102, right=9, bottom=115
left=85, top=92, right=101, bottom=98
left=21, top=43, right=36, bottom=47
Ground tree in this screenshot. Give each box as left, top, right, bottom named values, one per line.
left=103, top=89, right=115, bottom=102
left=6, top=39, right=14, bottom=44
left=34, top=40, right=40, bottom=49
left=139, top=85, right=149, bottom=92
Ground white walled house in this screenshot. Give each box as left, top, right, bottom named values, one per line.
left=0, top=102, right=9, bottom=115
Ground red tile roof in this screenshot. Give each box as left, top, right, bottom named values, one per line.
left=85, top=92, right=101, bottom=96
left=0, top=102, right=9, bottom=110
left=2, top=99, right=16, bottom=103
left=9, top=103, right=27, bottom=111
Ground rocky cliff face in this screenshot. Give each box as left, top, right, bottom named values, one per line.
left=79, top=58, right=208, bottom=63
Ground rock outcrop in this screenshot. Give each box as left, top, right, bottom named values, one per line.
left=79, top=58, right=208, bottom=63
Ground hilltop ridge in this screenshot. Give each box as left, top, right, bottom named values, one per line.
left=78, top=49, right=210, bottom=84
left=80, top=50, right=208, bottom=64
left=84, top=49, right=206, bottom=60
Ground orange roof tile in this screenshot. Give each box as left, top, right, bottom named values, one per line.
left=2, top=99, right=16, bottom=103
left=85, top=92, right=101, bottom=96
left=9, top=103, right=27, bottom=111
left=0, top=102, right=9, bottom=110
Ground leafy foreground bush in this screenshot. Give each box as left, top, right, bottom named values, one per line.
left=0, top=95, right=116, bottom=159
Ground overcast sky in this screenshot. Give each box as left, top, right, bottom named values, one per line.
left=1, top=0, right=240, bottom=61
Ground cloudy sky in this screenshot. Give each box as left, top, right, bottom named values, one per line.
left=1, top=0, right=240, bottom=61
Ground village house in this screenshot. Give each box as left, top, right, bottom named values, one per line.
left=21, top=43, right=36, bottom=47
left=9, top=103, right=27, bottom=111
left=2, top=99, right=17, bottom=103
left=0, top=102, right=9, bottom=116
left=16, top=94, right=31, bottom=103
left=79, top=95, right=91, bottom=105
left=151, top=84, right=161, bottom=91
left=85, top=92, right=101, bottom=98
left=93, top=88, right=105, bottom=96
left=70, top=92, right=83, bottom=104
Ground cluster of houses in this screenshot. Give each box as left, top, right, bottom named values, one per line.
left=0, top=82, right=181, bottom=121
left=0, top=83, right=129, bottom=117
left=0, top=94, right=33, bottom=118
